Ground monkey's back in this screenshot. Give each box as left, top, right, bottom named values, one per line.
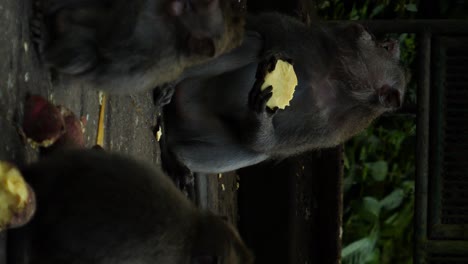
left=22, top=150, right=196, bottom=263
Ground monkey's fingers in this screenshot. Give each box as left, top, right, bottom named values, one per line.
left=30, top=0, right=47, bottom=55
left=254, top=86, right=273, bottom=113
left=266, top=106, right=279, bottom=115
left=255, top=56, right=276, bottom=79
left=266, top=55, right=279, bottom=72
left=248, top=79, right=264, bottom=111
left=273, top=53, right=294, bottom=66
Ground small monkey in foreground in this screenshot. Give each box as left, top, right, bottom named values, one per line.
left=31, top=0, right=246, bottom=94
left=10, top=149, right=253, bottom=263
left=162, top=13, right=407, bottom=176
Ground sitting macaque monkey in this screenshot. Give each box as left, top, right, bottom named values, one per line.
left=31, top=0, right=246, bottom=93
left=7, top=149, right=253, bottom=263
left=161, top=13, right=407, bottom=178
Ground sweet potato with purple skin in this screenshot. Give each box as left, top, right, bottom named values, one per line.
left=21, top=95, right=85, bottom=150
left=22, top=95, right=65, bottom=148
left=53, top=106, right=86, bottom=149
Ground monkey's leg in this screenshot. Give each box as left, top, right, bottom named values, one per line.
left=160, top=133, right=195, bottom=198
left=38, top=3, right=104, bottom=74
left=158, top=110, right=195, bottom=198
left=42, top=32, right=97, bottom=75
left=170, top=139, right=269, bottom=173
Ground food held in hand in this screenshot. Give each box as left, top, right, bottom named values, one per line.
left=260, top=59, right=298, bottom=109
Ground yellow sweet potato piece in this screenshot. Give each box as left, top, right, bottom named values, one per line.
left=260, top=60, right=298, bottom=109
left=0, top=162, right=35, bottom=231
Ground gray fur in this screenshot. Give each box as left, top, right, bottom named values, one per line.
left=163, top=13, right=406, bottom=173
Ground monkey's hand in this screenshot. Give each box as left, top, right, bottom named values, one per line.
left=30, top=0, right=49, bottom=56
left=255, top=54, right=296, bottom=110
left=248, top=81, right=278, bottom=117
left=245, top=80, right=277, bottom=152
left=256, top=54, right=293, bottom=79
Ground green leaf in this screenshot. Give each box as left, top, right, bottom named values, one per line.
left=342, top=229, right=379, bottom=264
left=342, top=237, right=374, bottom=263
left=359, top=147, right=367, bottom=161
left=344, top=154, right=350, bottom=169
left=366, top=161, right=389, bottom=181
left=380, top=189, right=405, bottom=211
left=365, top=248, right=381, bottom=264
left=384, top=213, right=399, bottom=225
left=362, top=197, right=381, bottom=219
left=405, top=4, right=418, bottom=12
left=349, top=4, right=360, bottom=20
left=319, top=0, right=330, bottom=10
left=370, top=4, right=385, bottom=18
left=343, top=174, right=354, bottom=194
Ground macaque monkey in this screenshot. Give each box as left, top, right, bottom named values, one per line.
left=9, top=149, right=253, bottom=263
left=31, top=0, right=246, bottom=93
left=161, top=13, right=407, bottom=177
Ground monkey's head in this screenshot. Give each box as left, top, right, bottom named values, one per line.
left=191, top=212, right=254, bottom=264
left=168, top=0, right=246, bottom=59
left=334, top=23, right=407, bottom=113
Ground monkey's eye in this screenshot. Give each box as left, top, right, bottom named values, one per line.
left=380, top=40, right=398, bottom=53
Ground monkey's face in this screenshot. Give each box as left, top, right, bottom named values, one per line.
left=359, top=36, right=406, bottom=111
left=336, top=23, right=407, bottom=112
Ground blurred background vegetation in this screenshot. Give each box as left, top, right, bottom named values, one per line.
left=315, top=1, right=467, bottom=263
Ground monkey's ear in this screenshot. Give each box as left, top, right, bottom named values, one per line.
left=378, top=85, right=402, bottom=109
left=188, top=36, right=216, bottom=57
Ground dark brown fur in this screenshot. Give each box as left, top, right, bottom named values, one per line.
left=14, top=150, right=253, bottom=263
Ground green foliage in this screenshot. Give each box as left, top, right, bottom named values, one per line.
left=342, top=116, right=416, bottom=264
left=314, top=1, right=419, bottom=263
left=340, top=98, right=417, bottom=262
left=316, top=0, right=419, bottom=20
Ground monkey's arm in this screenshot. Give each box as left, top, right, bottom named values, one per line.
left=154, top=31, right=263, bottom=107
left=179, top=31, right=263, bottom=79
left=183, top=12, right=305, bottom=80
